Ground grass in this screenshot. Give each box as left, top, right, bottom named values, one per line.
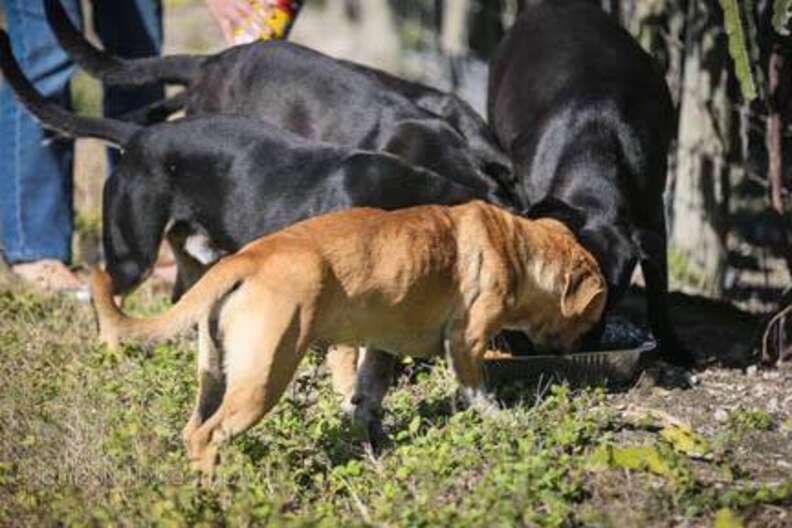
left=729, top=408, right=774, bottom=433
left=70, top=72, right=102, bottom=118
left=668, top=245, right=710, bottom=292
left=0, top=287, right=790, bottom=526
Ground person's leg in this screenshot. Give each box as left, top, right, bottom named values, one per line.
left=92, top=0, right=163, bottom=168
left=0, top=0, right=84, bottom=288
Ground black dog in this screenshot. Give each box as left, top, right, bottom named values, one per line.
left=488, top=0, right=691, bottom=365
left=44, top=0, right=513, bottom=192
left=0, top=32, right=512, bottom=299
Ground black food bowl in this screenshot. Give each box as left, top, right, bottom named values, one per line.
left=484, top=317, right=657, bottom=388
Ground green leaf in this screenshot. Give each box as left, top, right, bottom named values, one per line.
left=718, top=0, right=759, bottom=100
left=660, top=425, right=710, bottom=458
left=587, top=445, right=672, bottom=476
left=773, top=0, right=792, bottom=35
left=408, top=415, right=422, bottom=436
left=714, top=508, right=744, bottom=528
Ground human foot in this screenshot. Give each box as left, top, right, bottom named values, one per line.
left=12, top=259, right=84, bottom=292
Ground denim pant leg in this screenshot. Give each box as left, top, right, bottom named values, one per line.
left=0, top=0, right=83, bottom=264
left=92, top=0, right=163, bottom=168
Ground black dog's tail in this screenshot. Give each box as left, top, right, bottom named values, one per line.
left=0, top=31, right=140, bottom=145
left=45, top=0, right=202, bottom=86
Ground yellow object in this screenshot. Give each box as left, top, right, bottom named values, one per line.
left=713, top=508, right=744, bottom=528
left=659, top=424, right=711, bottom=458
left=266, top=7, right=290, bottom=38
left=232, top=0, right=301, bottom=45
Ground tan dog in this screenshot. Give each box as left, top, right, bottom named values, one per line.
left=91, top=201, right=607, bottom=473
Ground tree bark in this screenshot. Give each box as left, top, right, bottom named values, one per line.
left=669, top=1, right=736, bottom=297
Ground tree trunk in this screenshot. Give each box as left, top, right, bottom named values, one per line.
left=669, top=1, right=736, bottom=297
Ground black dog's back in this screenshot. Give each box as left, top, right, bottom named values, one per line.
left=44, top=0, right=513, bottom=196
left=190, top=42, right=505, bottom=162
left=102, top=116, right=489, bottom=294
left=191, top=43, right=419, bottom=146
left=488, top=0, right=673, bottom=153
left=488, top=0, right=674, bottom=285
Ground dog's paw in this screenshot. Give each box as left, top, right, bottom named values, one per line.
left=636, top=360, right=699, bottom=391
left=362, top=418, right=389, bottom=453
left=190, top=445, right=219, bottom=483
left=660, top=337, right=698, bottom=371
left=349, top=409, right=387, bottom=446
left=464, top=387, right=500, bottom=417
left=341, top=398, right=389, bottom=451
left=181, top=415, right=202, bottom=446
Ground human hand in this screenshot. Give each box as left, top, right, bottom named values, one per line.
left=205, top=0, right=264, bottom=44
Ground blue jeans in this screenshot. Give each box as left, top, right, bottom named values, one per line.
left=0, top=0, right=162, bottom=264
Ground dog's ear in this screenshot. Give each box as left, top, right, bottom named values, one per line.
left=523, top=197, right=586, bottom=233
left=560, top=266, right=607, bottom=318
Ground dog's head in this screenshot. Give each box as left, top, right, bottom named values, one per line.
left=553, top=256, right=608, bottom=350
left=525, top=196, right=637, bottom=308
left=513, top=219, right=608, bottom=351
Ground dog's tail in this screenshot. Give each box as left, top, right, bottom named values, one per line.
left=91, top=253, right=258, bottom=349
left=45, top=0, right=202, bottom=86
left=0, top=31, right=140, bottom=145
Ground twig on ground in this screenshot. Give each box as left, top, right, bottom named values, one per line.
left=762, top=301, right=792, bottom=365
left=338, top=474, right=373, bottom=525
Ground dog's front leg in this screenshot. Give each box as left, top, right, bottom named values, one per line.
left=327, top=344, right=359, bottom=403
left=167, top=229, right=212, bottom=303
left=635, top=227, right=694, bottom=367
left=444, top=317, right=498, bottom=416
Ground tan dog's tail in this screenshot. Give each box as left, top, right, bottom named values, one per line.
left=91, top=255, right=257, bottom=349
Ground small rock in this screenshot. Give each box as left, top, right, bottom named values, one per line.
left=653, top=387, right=672, bottom=398
left=768, top=397, right=779, bottom=413
left=635, top=367, right=661, bottom=390
left=762, top=371, right=780, bottom=380
left=73, top=288, right=92, bottom=304
left=746, top=365, right=758, bottom=377
left=714, top=408, right=729, bottom=422
left=684, top=372, right=700, bottom=386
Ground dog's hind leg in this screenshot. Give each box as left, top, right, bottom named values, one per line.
left=185, top=281, right=314, bottom=475
left=347, top=348, right=394, bottom=445
left=182, top=316, right=225, bottom=446
left=327, top=345, right=393, bottom=446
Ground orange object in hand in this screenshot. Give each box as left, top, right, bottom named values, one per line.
left=233, top=0, right=303, bottom=45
